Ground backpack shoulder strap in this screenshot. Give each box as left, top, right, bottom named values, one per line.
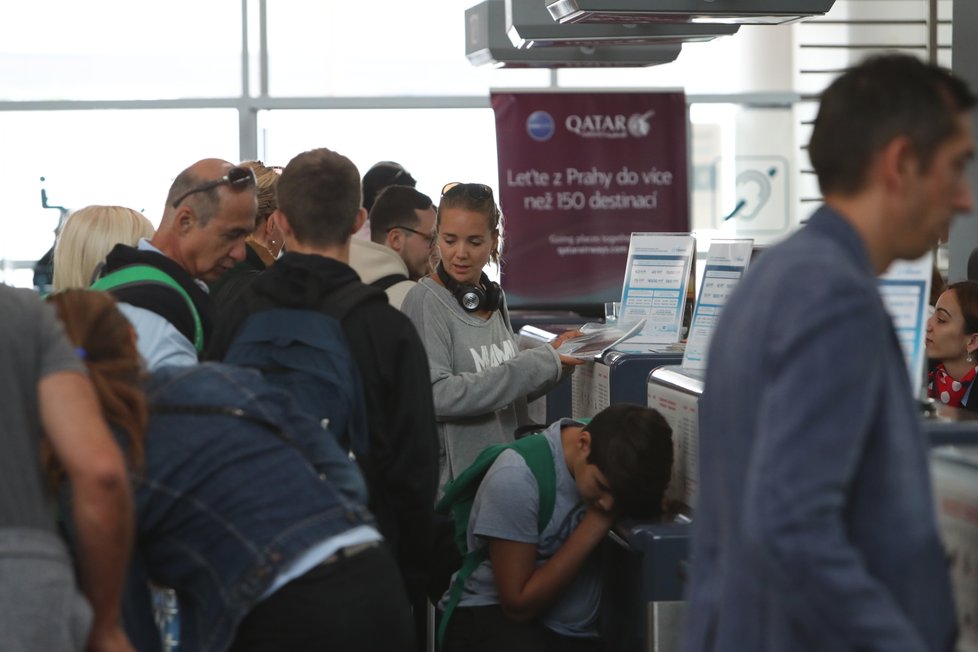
left=436, top=441, right=510, bottom=516
left=509, top=434, right=557, bottom=530
left=93, top=264, right=204, bottom=354
left=371, top=273, right=409, bottom=291
left=436, top=433, right=557, bottom=648
left=321, top=280, right=387, bottom=320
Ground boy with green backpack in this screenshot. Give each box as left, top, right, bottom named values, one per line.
left=437, top=403, right=674, bottom=651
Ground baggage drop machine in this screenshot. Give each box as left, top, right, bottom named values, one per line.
left=601, top=365, right=703, bottom=652
left=571, top=350, right=685, bottom=420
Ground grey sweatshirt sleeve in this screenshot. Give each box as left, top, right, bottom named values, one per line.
left=402, top=281, right=562, bottom=419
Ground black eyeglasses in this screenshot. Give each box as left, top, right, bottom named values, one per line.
left=387, top=225, right=436, bottom=247
left=171, top=166, right=257, bottom=209
left=441, top=182, right=494, bottom=201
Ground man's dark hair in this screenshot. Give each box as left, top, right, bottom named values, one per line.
left=967, top=248, right=978, bottom=283
left=809, top=53, right=976, bottom=197
left=368, top=185, right=434, bottom=243
left=275, top=148, right=362, bottom=248
left=948, top=280, right=978, bottom=335
left=362, top=161, right=417, bottom=212
left=585, top=403, right=673, bottom=519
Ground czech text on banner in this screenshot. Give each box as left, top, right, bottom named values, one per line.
left=492, top=91, right=689, bottom=308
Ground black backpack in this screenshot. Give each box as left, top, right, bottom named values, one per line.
left=223, top=282, right=381, bottom=458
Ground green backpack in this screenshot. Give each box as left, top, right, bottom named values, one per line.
left=435, top=433, right=557, bottom=648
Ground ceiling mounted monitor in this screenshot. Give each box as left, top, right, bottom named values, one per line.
left=546, top=0, right=837, bottom=25
left=507, top=0, right=739, bottom=49
left=467, top=0, right=682, bottom=68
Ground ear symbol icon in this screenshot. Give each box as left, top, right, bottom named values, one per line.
left=724, top=167, right=776, bottom=222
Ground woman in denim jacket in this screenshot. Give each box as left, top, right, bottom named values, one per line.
left=49, top=289, right=414, bottom=652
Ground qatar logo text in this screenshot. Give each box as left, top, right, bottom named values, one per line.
left=565, top=110, right=655, bottom=139
left=526, top=110, right=556, bottom=142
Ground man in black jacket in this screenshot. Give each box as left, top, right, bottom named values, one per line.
left=207, top=147, right=439, bottom=650
left=97, top=158, right=257, bottom=369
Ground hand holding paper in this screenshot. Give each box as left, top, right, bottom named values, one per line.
left=551, top=329, right=584, bottom=350
left=552, top=329, right=588, bottom=367
left=555, top=319, right=647, bottom=360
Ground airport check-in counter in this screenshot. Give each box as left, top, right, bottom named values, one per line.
left=602, top=516, right=692, bottom=652
left=517, top=321, right=686, bottom=422
left=509, top=309, right=592, bottom=334
left=571, top=350, right=686, bottom=421
left=605, top=366, right=978, bottom=652
left=600, top=365, right=702, bottom=652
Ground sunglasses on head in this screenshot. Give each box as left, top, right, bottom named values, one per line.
left=172, top=166, right=257, bottom=209
left=441, top=182, right=494, bottom=201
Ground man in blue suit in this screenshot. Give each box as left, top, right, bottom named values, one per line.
left=683, top=54, right=976, bottom=652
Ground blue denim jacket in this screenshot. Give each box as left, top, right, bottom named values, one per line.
left=124, top=363, right=375, bottom=652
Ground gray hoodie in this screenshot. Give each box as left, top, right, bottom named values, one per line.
left=402, top=277, right=563, bottom=489
left=348, top=238, right=416, bottom=309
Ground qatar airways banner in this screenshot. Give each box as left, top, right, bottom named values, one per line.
left=492, top=91, right=688, bottom=307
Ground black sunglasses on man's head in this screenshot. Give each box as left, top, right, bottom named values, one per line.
left=171, top=166, right=257, bottom=209
left=441, top=182, right=494, bottom=201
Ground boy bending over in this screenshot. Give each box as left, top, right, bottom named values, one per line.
left=441, top=403, right=674, bottom=652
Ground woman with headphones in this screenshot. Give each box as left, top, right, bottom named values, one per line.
left=402, top=183, right=583, bottom=489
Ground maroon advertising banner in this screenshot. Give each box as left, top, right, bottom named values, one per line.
left=492, top=91, right=688, bottom=307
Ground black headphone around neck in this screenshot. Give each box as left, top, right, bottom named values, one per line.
left=436, top=263, right=502, bottom=313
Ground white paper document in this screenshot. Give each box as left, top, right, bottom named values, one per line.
left=619, top=233, right=695, bottom=345
left=682, top=239, right=753, bottom=370
left=556, top=319, right=646, bottom=360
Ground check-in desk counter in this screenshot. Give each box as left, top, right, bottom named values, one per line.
left=607, top=371, right=978, bottom=652
left=600, top=365, right=702, bottom=652
left=602, top=518, right=691, bottom=652
left=923, top=403, right=978, bottom=447
left=571, top=350, right=686, bottom=420
left=646, top=366, right=704, bottom=512
left=509, top=309, right=592, bottom=334
left=926, top=407, right=978, bottom=652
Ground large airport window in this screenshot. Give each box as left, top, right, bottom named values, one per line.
left=0, top=0, right=242, bottom=101
left=0, top=109, right=239, bottom=286
left=263, top=1, right=550, bottom=97
left=259, top=106, right=503, bottom=284
left=258, top=107, right=499, bottom=208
